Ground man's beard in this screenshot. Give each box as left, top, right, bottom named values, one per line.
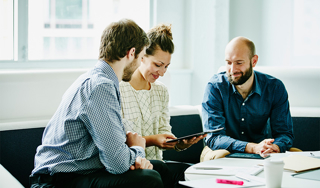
left=122, top=58, right=139, bottom=82
left=227, top=61, right=253, bottom=85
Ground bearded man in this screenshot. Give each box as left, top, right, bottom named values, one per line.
left=200, top=36, right=297, bottom=162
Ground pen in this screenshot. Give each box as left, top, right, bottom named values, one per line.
left=216, top=178, right=244, bottom=185
left=235, top=174, right=250, bottom=182
left=194, top=167, right=222, bottom=170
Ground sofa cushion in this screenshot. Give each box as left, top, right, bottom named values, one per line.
left=0, top=127, right=44, bottom=188
left=163, top=105, right=204, bottom=164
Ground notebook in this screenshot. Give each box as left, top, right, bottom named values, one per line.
left=292, top=168, right=320, bottom=181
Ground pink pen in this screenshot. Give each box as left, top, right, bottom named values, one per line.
left=216, top=178, right=244, bottom=186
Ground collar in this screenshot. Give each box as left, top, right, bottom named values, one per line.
left=95, top=60, right=119, bottom=90
left=231, top=71, right=262, bottom=96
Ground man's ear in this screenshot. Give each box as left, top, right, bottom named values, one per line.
left=252, top=55, right=258, bottom=68
left=127, top=47, right=136, bottom=61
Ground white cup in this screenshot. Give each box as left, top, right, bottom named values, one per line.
left=264, top=159, right=285, bottom=188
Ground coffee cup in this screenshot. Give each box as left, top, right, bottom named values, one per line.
left=264, top=159, right=285, bottom=188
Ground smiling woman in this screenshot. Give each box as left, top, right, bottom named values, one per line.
left=119, top=23, right=207, bottom=188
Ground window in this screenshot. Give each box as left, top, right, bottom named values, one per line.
left=1, top=0, right=150, bottom=66
left=293, top=0, right=320, bottom=56
left=0, top=0, right=14, bottom=61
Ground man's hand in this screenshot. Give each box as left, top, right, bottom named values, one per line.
left=130, top=157, right=153, bottom=170
left=245, top=139, right=280, bottom=157
left=175, top=134, right=207, bottom=151
left=126, top=131, right=146, bottom=149
left=260, top=139, right=280, bottom=156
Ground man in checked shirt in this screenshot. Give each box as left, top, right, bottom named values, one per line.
left=30, top=19, right=173, bottom=188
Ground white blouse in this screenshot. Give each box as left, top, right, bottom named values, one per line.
left=119, top=81, right=173, bottom=160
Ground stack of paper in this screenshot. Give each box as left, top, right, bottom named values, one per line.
left=282, top=155, right=320, bottom=173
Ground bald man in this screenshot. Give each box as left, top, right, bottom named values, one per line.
left=200, top=36, right=296, bottom=162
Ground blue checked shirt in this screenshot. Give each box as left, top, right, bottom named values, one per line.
left=202, top=71, right=294, bottom=153
left=32, top=60, right=145, bottom=176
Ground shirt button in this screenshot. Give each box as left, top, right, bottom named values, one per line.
left=242, top=103, right=245, bottom=106
left=241, top=132, right=244, bottom=134
left=242, top=118, right=244, bottom=121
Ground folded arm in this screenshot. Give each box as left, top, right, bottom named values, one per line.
left=83, top=83, right=145, bottom=174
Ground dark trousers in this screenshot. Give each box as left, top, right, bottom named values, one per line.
left=165, top=161, right=190, bottom=188
left=30, top=160, right=189, bottom=188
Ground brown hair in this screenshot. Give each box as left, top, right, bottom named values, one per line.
left=99, top=19, right=149, bottom=63
left=146, top=23, right=174, bottom=56
left=244, top=39, right=256, bottom=59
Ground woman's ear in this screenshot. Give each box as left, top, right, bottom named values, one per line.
left=141, top=55, right=146, bottom=64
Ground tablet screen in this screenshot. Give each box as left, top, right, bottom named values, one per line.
left=166, top=127, right=223, bottom=143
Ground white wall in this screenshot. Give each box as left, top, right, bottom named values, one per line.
left=187, top=0, right=229, bottom=106
left=153, top=0, right=230, bottom=106
left=0, top=69, right=87, bottom=131
left=1, top=0, right=320, bottom=130
left=167, top=0, right=320, bottom=106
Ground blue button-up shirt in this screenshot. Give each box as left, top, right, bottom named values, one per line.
left=202, top=71, right=294, bottom=153
left=32, top=60, right=145, bottom=176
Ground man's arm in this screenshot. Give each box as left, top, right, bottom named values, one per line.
left=83, top=83, right=145, bottom=174
left=269, top=81, right=294, bottom=152
left=202, top=82, right=248, bottom=153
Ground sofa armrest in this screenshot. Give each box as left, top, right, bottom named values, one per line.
left=0, top=164, right=24, bottom=188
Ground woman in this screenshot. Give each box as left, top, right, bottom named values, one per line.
left=120, top=23, right=205, bottom=187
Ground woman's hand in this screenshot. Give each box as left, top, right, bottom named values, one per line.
left=175, top=134, right=207, bottom=151
left=144, top=134, right=177, bottom=149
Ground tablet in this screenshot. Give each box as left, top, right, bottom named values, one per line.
left=166, top=127, right=224, bottom=143
left=225, top=153, right=270, bottom=159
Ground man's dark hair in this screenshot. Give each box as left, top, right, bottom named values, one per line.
left=244, top=39, right=256, bottom=59
left=99, top=19, right=150, bottom=63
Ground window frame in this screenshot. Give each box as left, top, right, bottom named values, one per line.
left=0, top=0, right=155, bottom=70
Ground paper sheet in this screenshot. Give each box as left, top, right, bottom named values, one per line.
left=285, top=151, right=320, bottom=159
left=179, top=174, right=265, bottom=188
left=185, top=165, right=264, bottom=176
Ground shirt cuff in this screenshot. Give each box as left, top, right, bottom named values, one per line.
left=130, top=146, right=146, bottom=158
left=232, top=141, right=248, bottom=153
left=272, top=141, right=286, bottom=153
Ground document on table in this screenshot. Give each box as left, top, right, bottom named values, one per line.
left=179, top=174, right=265, bottom=188
left=282, top=155, right=320, bottom=173
left=185, top=165, right=264, bottom=176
